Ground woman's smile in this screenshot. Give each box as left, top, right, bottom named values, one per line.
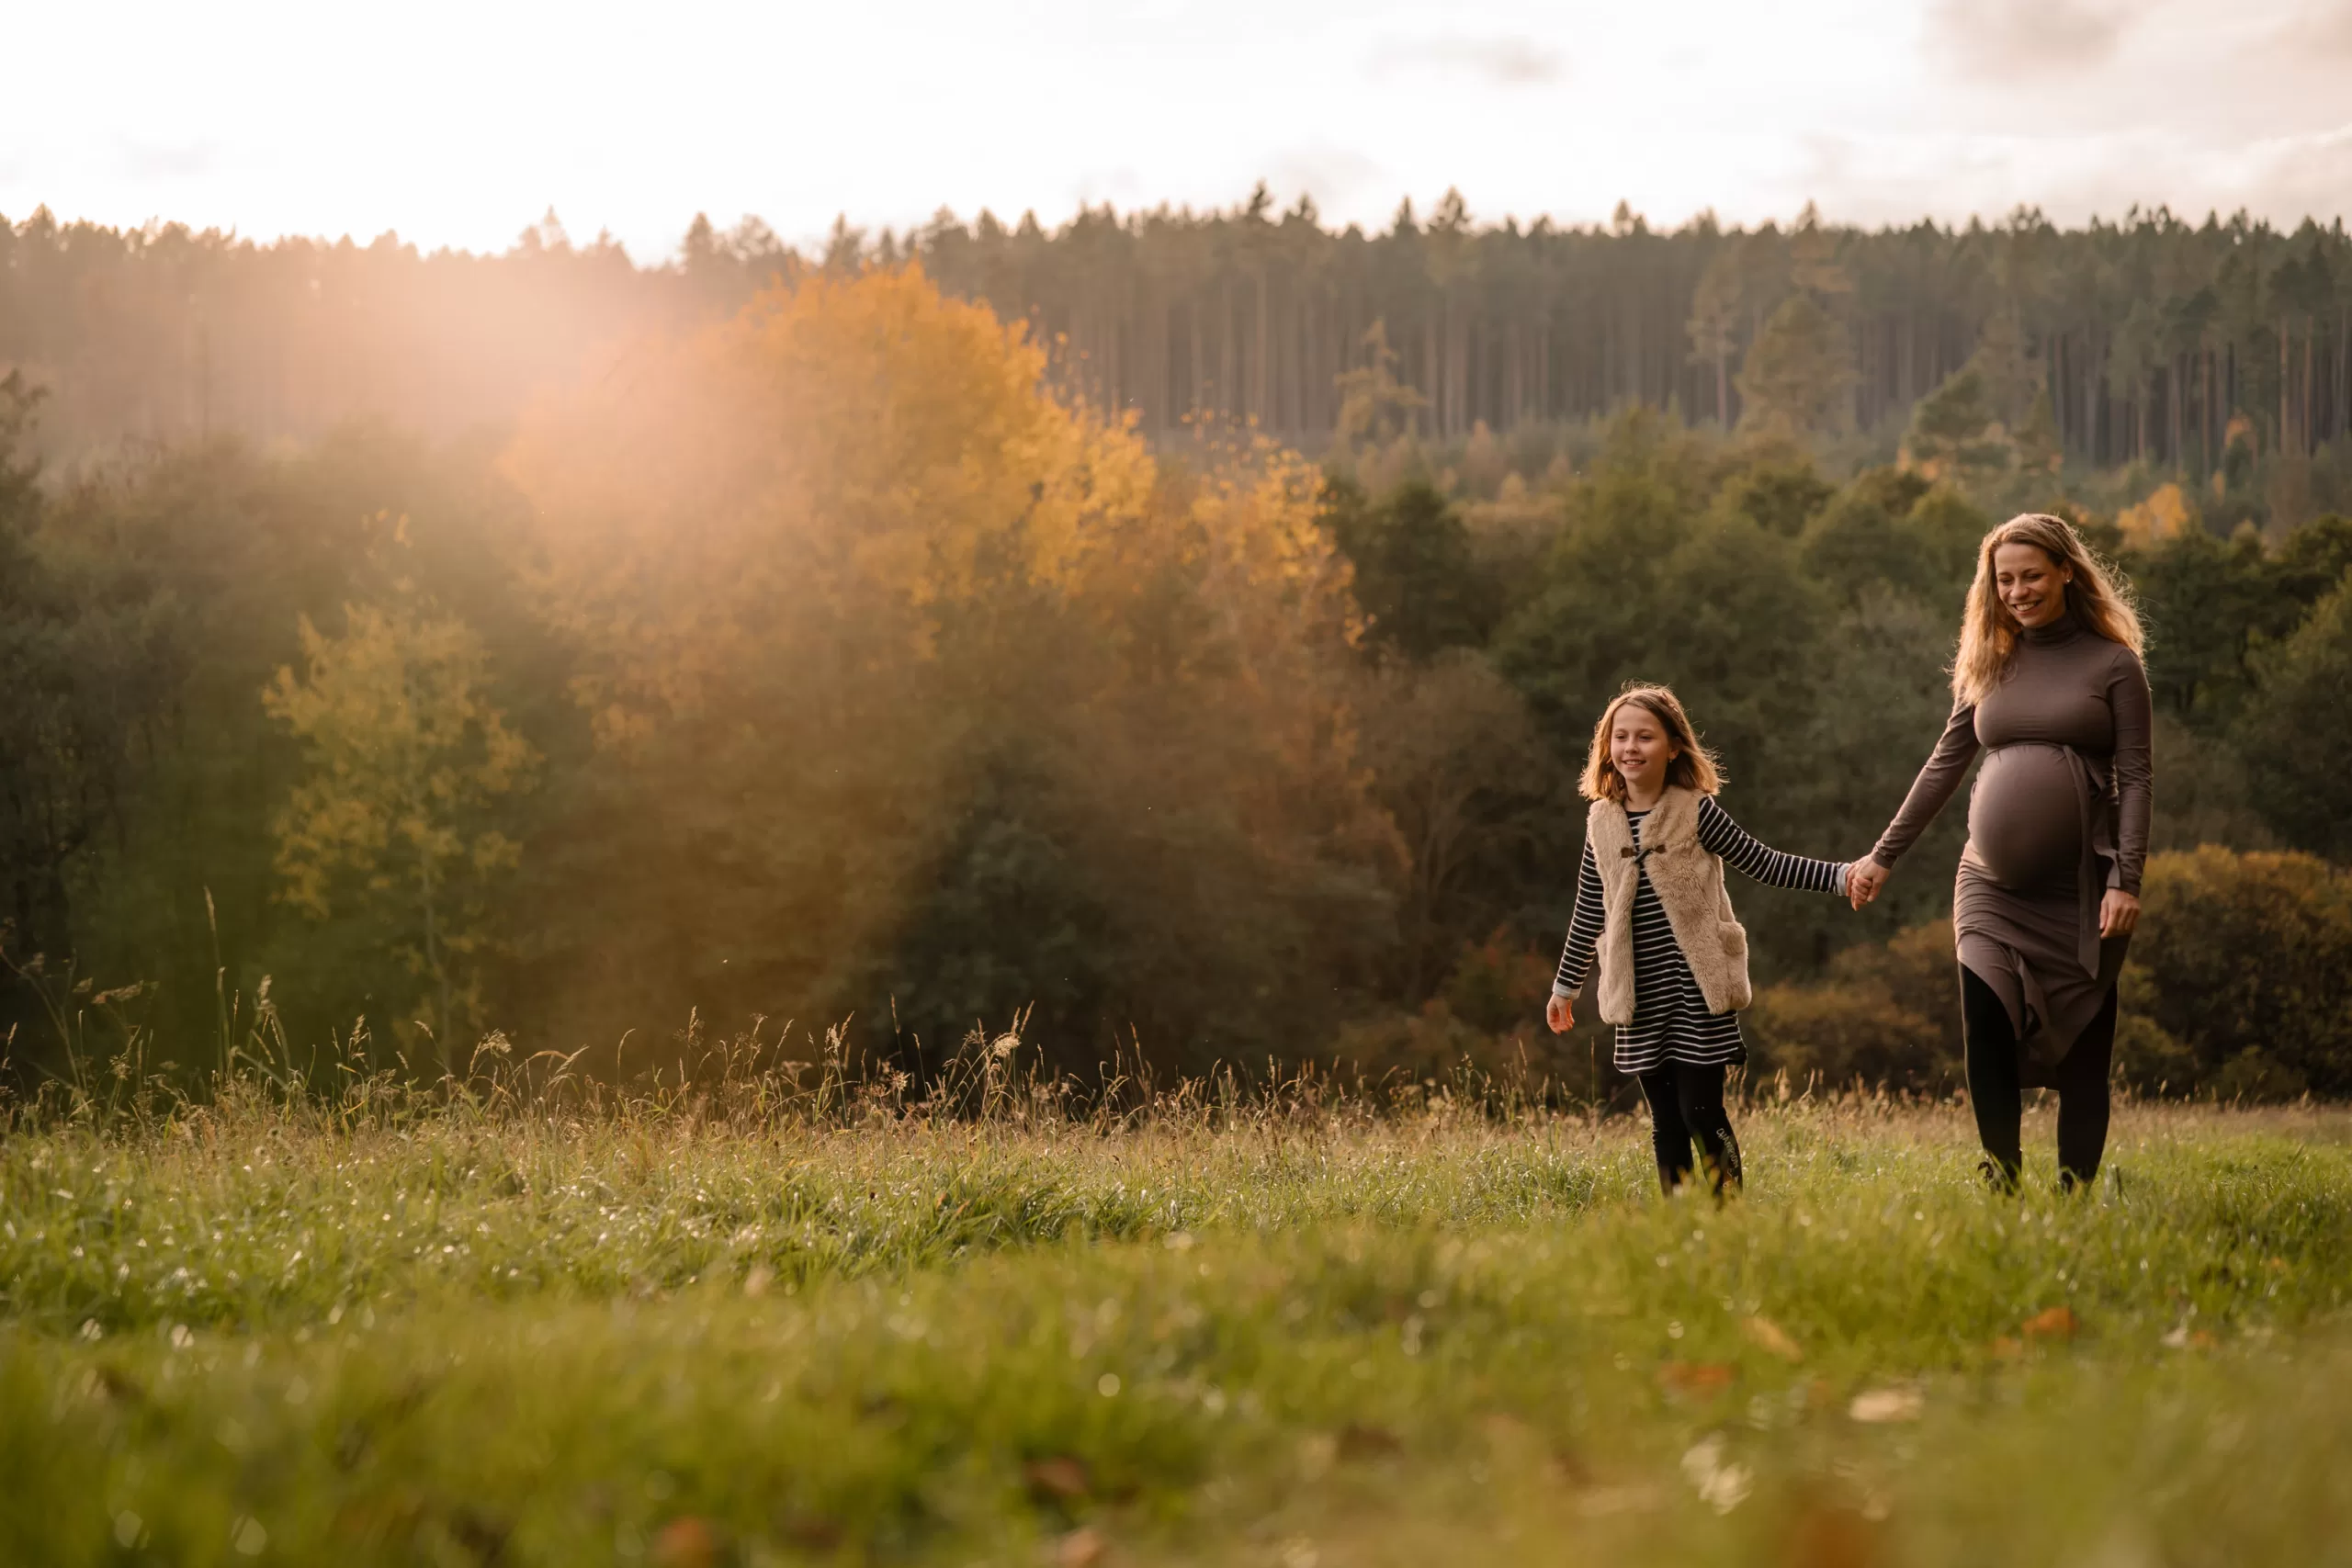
left=1994, top=541, right=2071, bottom=628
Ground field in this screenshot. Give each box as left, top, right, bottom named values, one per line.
left=4, top=1070, right=2349, bottom=1566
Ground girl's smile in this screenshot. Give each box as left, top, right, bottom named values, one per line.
left=1611, top=705, right=1679, bottom=804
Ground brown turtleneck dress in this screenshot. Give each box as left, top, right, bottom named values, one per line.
left=1869, top=611, right=2153, bottom=1086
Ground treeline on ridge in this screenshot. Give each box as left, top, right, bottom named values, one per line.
left=6, top=194, right=2352, bottom=488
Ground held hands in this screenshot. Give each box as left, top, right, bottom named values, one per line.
left=1848, top=859, right=1890, bottom=911
left=1545, top=993, right=1574, bottom=1034
left=2100, top=888, right=2142, bottom=938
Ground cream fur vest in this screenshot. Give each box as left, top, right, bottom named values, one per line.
left=1586, top=785, right=1754, bottom=1026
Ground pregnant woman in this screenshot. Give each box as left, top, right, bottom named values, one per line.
left=1848, top=513, right=2152, bottom=1190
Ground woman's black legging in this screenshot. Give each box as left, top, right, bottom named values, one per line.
left=1961, top=965, right=2119, bottom=1190
left=1637, top=1062, right=1742, bottom=1196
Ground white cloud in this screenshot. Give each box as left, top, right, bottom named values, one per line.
left=1925, top=0, right=2133, bottom=77
left=1366, top=35, right=1566, bottom=85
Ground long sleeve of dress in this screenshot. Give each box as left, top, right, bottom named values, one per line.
left=2108, top=650, right=2154, bottom=895
left=1871, top=699, right=1982, bottom=869
left=1696, top=796, right=1850, bottom=895
left=1551, top=841, right=1605, bottom=998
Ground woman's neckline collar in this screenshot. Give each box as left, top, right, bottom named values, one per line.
left=2020, top=607, right=2082, bottom=646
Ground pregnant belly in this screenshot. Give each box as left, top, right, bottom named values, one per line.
left=1967, top=745, right=2081, bottom=889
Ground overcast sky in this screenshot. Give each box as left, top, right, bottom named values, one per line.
left=10, top=0, right=2350, bottom=260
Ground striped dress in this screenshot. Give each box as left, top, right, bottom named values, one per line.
left=1552, top=795, right=1849, bottom=1075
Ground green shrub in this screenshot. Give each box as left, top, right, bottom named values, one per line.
left=2239, top=578, right=2352, bottom=860
left=2127, top=846, right=2352, bottom=1099
left=1746, top=980, right=1945, bottom=1090
left=1746, top=919, right=1962, bottom=1090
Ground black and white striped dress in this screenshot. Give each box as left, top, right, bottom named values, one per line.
left=1552, top=795, right=1849, bottom=1075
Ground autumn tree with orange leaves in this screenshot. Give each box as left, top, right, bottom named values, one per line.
left=500, top=266, right=1398, bottom=1069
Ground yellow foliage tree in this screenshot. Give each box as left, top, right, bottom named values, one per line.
left=2117, top=481, right=2196, bottom=547
left=501, top=265, right=1394, bottom=1061
left=263, top=543, right=537, bottom=1055
left=504, top=264, right=1157, bottom=741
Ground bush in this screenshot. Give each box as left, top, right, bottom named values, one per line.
left=2127, top=847, right=2352, bottom=1099
left=2239, top=580, right=2352, bottom=861
left=1745, top=981, right=1945, bottom=1090
left=1746, top=919, right=1962, bottom=1091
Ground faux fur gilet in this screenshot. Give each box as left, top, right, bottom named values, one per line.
left=1585, top=784, right=1754, bottom=1026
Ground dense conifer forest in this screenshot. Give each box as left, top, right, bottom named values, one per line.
left=7, top=194, right=2349, bottom=469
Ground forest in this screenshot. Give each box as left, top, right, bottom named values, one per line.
left=6, top=196, right=2352, bottom=1103
left=8, top=195, right=2352, bottom=478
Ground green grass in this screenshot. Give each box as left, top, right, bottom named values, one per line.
left=5, top=1084, right=2350, bottom=1565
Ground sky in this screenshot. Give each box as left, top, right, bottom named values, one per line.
left=10, top=0, right=2351, bottom=261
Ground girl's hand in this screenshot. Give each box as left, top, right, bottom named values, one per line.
left=2100, top=888, right=2142, bottom=937
left=1849, top=859, right=1890, bottom=910
left=1545, top=994, right=1574, bottom=1034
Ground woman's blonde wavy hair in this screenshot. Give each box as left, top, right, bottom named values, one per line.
left=1579, top=683, right=1724, bottom=802
left=1952, top=513, right=2144, bottom=706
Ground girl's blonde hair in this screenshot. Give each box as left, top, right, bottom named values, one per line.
left=1952, top=513, right=2144, bottom=705
left=1579, top=683, right=1723, bottom=802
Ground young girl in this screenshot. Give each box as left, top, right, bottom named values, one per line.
left=1545, top=684, right=1853, bottom=1196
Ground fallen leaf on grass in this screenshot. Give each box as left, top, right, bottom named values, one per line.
left=1476, top=1411, right=1533, bottom=1447
left=2021, top=1306, right=2078, bottom=1340
left=1680, top=1434, right=1753, bottom=1514
left=1023, top=1457, right=1091, bottom=1502
left=780, top=1512, right=842, bottom=1551
left=1781, top=1498, right=1884, bottom=1568
left=1056, top=1526, right=1107, bottom=1567
left=1741, top=1315, right=1804, bottom=1362
left=449, top=1509, right=511, bottom=1564
left=650, top=1517, right=718, bottom=1568
left=2160, top=1325, right=2220, bottom=1351
left=1336, top=1421, right=1401, bottom=1461
left=1659, top=1360, right=1737, bottom=1395
left=1575, top=1483, right=1665, bottom=1517
left=1848, top=1387, right=1923, bottom=1424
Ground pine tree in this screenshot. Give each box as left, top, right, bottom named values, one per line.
left=1736, top=293, right=1854, bottom=438
left=1970, top=309, right=2038, bottom=428
left=1903, top=367, right=2009, bottom=481
left=1686, top=247, right=1743, bottom=426
left=2015, top=385, right=2063, bottom=474
left=1332, top=320, right=1429, bottom=453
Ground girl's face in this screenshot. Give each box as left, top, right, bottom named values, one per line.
left=1611, top=703, right=1679, bottom=797
left=1994, top=541, right=2073, bottom=628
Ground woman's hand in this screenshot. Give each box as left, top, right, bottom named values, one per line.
left=2100, top=888, right=2142, bottom=938
left=1849, top=859, right=1890, bottom=910
left=1545, top=994, right=1574, bottom=1034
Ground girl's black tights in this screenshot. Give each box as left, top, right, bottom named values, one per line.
left=1637, top=1062, right=1741, bottom=1197
left=1961, top=965, right=2118, bottom=1191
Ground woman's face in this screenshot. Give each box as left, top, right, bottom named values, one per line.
left=1993, top=541, right=2073, bottom=628
left=1611, top=703, right=1679, bottom=797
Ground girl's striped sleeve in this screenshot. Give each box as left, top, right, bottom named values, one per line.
left=1552, top=840, right=1606, bottom=998
left=1697, top=795, right=1849, bottom=896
